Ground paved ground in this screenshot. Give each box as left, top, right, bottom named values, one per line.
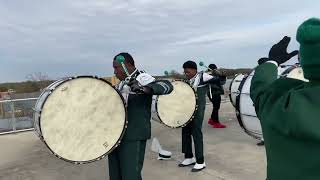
left=0, top=99, right=267, bottom=180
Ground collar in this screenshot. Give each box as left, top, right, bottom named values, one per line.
left=128, top=68, right=139, bottom=77
left=124, top=68, right=140, bottom=83
left=189, top=72, right=198, bottom=83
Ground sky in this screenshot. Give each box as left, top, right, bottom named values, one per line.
left=1, top=0, right=320, bottom=83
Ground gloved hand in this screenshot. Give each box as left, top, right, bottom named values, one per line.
left=258, top=57, right=269, bottom=65
left=127, top=80, right=152, bottom=94
left=268, top=36, right=299, bottom=65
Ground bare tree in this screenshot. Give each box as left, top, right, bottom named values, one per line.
left=25, top=72, right=51, bottom=90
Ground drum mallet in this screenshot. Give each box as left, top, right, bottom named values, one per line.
left=116, top=55, right=132, bottom=83
left=199, top=61, right=212, bottom=71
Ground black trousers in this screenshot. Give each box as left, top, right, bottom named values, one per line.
left=210, top=94, right=221, bottom=123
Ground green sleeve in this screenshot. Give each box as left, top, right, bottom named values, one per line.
left=147, top=80, right=173, bottom=95
left=250, top=62, right=312, bottom=138
left=250, top=63, right=278, bottom=114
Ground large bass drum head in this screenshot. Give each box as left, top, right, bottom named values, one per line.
left=39, top=77, right=126, bottom=163
left=156, top=80, right=197, bottom=128
left=286, top=67, right=309, bottom=82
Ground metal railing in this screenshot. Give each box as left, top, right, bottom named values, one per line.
left=0, top=78, right=233, bottom=135
left=0, top=98, right=37, bottom=135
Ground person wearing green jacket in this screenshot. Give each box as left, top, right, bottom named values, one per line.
left=109, top=52, right=173, bottom=180
left=250, top=18, right=320, bottom=180
left=179, top=60, right=221, bottom=172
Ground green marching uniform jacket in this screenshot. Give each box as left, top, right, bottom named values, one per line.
left=181, top=71, right=220, bottom=163
left=250, top=62, right=320, bottom=180
left=108, top=70, right=173, bottom=180
left=190, top=71, right=221, bottom=124
left=116, top=70, right=174, bottom=141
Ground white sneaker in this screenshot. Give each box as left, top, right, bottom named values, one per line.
left=178, top=158, right=196, bottom=167
left=157, top=149, right=172, bottom=160
left=191, top=162, right=206, bottom=172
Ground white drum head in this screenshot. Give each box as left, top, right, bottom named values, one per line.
left=286, top=67, right=309, bottom=82
left=39, top=77, right=126, bottom=163
left=34, top=78, right=68, bottom=136
left=155, top=81, right=197, bottom=128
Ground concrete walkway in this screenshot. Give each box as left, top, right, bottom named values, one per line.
left=0, top=101, right=266, bottom=180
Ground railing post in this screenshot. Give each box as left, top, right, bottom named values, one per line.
left=11, top=101, right=17, bottom=133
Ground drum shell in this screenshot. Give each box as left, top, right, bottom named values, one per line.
left=236, top=65, right=307, bottom=139
left=229, top=74, right=245, bottom=107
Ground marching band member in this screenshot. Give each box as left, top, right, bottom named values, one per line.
left=179, top=60, right=220, bottom=172
left=109, top=52, right=173, bottom=180
left=250, top=18, right=320, bottom=180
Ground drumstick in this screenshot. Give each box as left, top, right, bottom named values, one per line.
left=199, top=61, right=212, bottom=71
left=116, top=55, right=132, bottom=83
left=199, top=62, right=222, bottom=75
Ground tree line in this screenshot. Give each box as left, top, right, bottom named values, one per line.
left=0, top=69, right=252, bottom=93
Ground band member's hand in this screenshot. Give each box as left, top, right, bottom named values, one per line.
left=268, top=36, right=299, bottom=65
left=257, top=57, right=269, bottom=65
left=128, top=80, right=152, bottom=94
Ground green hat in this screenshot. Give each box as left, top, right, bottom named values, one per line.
left=296, top=17, right=320, bottom=80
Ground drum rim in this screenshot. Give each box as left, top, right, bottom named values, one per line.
left=228, top=76, right=236, bottom=107
left=235, top=75, right=262, bottom=140
left=35, top=75, right=128, bottom=164
left=155, top=79, right=198, bottom=128
left=229, top=74, right=240, bottom=108
left=34, top=77, right=71, bottom=112
left=34, top=77, right=74, bottom=136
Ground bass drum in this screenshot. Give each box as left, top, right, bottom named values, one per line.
left=34, top=76, right=127, bottom=164
left=151, top=80, right=197, bottom=128
left=236, top=65, right=308, bottom=139
left=229, top=74, right=246, bottom=107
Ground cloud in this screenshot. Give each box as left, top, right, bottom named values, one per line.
left=0, top=0, right=320, bottom=82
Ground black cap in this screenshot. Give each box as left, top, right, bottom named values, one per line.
left=183, top=60, right=197, bottom=70
left=208, top=64, right=217, bottom=70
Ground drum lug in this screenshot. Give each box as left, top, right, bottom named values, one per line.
left=42, top=87, right=52, bottom=92
left=32, top=108, right=41, bottom=114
